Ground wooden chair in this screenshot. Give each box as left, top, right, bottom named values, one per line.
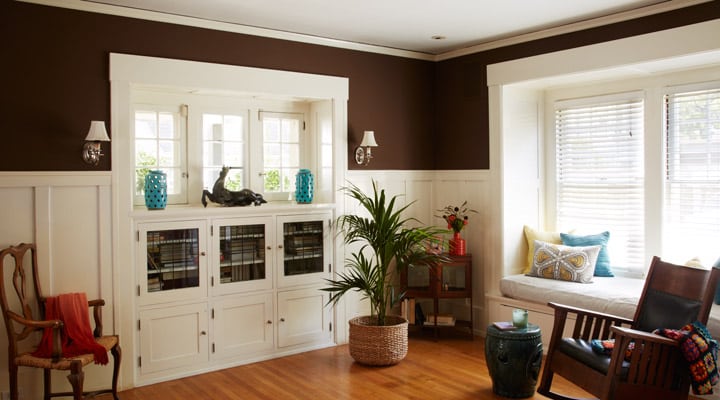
left=0, top=243, right=121, bottom=400
left=538, top=256, right=720, bottom=400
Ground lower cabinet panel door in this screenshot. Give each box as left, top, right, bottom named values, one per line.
left=213, top=292, right=274, bottom=358
left=139, top=302, right=209, bottom=374
left=277, top=287, right=331, bottom=348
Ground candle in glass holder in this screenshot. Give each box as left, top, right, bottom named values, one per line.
left=512, top=308, right=528, bottom=328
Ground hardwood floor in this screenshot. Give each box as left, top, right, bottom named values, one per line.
left=116, top=332, right=594, bottom=399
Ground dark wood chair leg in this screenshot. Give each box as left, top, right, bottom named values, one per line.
left=111, top=342, right=122, bottom=400
left=9, top=363, right=18, bottom=400
left=67, top=360, right=85, bottom=400
left=43, top=368, right=52, bottom=400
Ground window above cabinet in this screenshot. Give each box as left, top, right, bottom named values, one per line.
left=131, top=88, right=331, bottom=207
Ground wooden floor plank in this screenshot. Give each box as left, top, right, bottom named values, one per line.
left=116, top=333, right=595, bottom=399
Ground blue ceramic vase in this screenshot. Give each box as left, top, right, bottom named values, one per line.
left=144, top=170, right=167, bottom=210
left=295, top=169, right=314, bottom=204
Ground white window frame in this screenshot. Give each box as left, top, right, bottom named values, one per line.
left=545, top=73, right=720, bottom=275
left=131, top=103, right=188, bottom=206
left=258, top=111, right=307, bottom=201
left=661, top=82, right=720, bottom=265
left=551, top=92, right=645, bottom=274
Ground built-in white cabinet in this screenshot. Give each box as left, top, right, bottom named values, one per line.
left=277, top=286, right=332, bottom=348
left=212, top=292, right=274, bottom=359
left=138, top=302, right=209, bottom=375
left=135, top=210, right=334, bottom=380
left=137, top=220, right=208, bottom=306
left=211, top=217, right=275, bottom=295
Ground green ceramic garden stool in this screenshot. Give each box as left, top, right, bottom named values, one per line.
left=485, top=323, right=543, bottom=398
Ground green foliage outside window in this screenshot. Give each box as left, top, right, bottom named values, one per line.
left=264, top=169, right=280, bottom=192
left=136, top=152, right=157, bottom=194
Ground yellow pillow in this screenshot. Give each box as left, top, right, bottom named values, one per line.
left=523, top=225, right=563, bottom=274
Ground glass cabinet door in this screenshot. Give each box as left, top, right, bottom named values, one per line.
left=139, top=220, right=207, bottom=305
left=213, top=217, right=273, bottom=294
left=277, top=213, right=332, bottom=287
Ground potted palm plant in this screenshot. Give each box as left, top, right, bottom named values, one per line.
left=323, top=181, right=445, bottom=365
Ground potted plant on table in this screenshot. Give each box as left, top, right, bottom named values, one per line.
left=322, top=181, right=446, bottom=366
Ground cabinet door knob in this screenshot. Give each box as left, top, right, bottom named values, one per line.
left=267, top=246, right=272, bottom=250
left=200, top=331, right=207, bottom=335
left=200, top=251, right=206, bottom=256
left=267, top=320, right=272, bottom=324
left=280, top=318, right=285, bottom=322
left=278, top=245, right=283, bottom=249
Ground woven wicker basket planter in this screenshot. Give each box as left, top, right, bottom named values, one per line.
left=348, top=315, right=408, bottom=366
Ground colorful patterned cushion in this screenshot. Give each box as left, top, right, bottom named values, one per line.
left=561, top=231, right=614, bottom=277
left=527, top=240, right=601, bottom=283
left=590, top=339, right=636, bottom=360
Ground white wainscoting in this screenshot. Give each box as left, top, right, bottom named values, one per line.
left=0, top=170, right=492, bottom=395
left=345, top=170, right=492, bottom=334
left=0, top=172, right=114, bottom=398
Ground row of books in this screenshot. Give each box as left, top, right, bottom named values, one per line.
left=399, top=298, right=456, bottom=327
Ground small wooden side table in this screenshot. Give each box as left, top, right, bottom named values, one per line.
left=400, top=253, right=473, bottom=339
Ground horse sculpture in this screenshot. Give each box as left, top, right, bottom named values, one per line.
left=201, top=166, right=267, bottom=207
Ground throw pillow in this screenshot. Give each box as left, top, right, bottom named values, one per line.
left=523, top=225, right=564, bottom=274
left=527, top=240, right=601, bottom=283
left=560, top=231, right=613, bottom=277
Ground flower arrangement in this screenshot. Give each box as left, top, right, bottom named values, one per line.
left=437, top=201, right=477, bottom=234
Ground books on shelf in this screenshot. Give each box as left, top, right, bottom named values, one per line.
left=492, top=321, right=517, bottom=331
left=424, top=314, right=456, bottom=326
left=400, top=298, right=417, bottom=324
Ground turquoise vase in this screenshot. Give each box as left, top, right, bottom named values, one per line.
left=144, top=170, right=167, bottom=210
left=295, top=169, right=314, bottom=204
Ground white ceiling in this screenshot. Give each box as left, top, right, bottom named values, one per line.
left=81, top=0, right=703, bottom=56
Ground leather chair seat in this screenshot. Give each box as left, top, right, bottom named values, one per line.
left=558, top=338, right=629, bottom=376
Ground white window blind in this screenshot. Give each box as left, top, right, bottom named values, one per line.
left=555, top=95, right=645, bottom=273
left=664, top=87, right=720, bottom=265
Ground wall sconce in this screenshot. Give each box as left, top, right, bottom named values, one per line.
left=355, top=130, right=378, bottom=165
left=82, top=121, right=111, bottom=165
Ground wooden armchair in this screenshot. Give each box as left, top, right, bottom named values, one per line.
left=538, top=256, right=720, bottom=400
left=0, top=243, right=121, bottom=400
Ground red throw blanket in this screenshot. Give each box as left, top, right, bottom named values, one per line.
left=33, top=293, right=108, bottom=365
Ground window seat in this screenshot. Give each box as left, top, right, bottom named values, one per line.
left=487, top=274, right=720, bottom=348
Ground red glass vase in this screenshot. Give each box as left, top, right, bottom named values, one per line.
left=449, top=232, right=466, bottom=256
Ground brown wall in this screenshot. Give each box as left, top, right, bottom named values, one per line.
left=434, top=1, right=720, bottom=169
left=1, top=0, right=435, bottom=171
left=2, top=1, right=719, bottom=171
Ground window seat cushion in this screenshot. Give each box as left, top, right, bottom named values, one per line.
left=499, top=274, right=720, bottom=339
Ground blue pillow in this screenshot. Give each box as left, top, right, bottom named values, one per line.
left=560, top=231, right=613, bottom=277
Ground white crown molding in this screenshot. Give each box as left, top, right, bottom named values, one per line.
left=18, top=0, right=715, bottom=62
left=435, top=0, right=714, bottom=61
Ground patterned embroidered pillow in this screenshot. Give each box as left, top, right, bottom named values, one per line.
left=522, top=225, right=564, bottom=274
left=527, top=240, right=601, bottom=283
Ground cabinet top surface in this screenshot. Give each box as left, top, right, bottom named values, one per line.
left=132, top=202, right=335, bottom=220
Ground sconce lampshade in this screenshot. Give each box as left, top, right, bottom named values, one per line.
left=85, top=121, right=110, bottom=142
left=360, top=131, right=378, bottom=147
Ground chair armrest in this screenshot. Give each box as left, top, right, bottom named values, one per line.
left=87, top=298, right=106, bottom=337
left=546, top=302, right=634, bottom=345
left=7, top=310, right=62, bottom=330
left=7, top=310, right=64, bottom=361
left=548, top=302, right=634, bottom=325
left=607, top=325, right=683, bottom=385
left=610, top=325, right=679, bottom=347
